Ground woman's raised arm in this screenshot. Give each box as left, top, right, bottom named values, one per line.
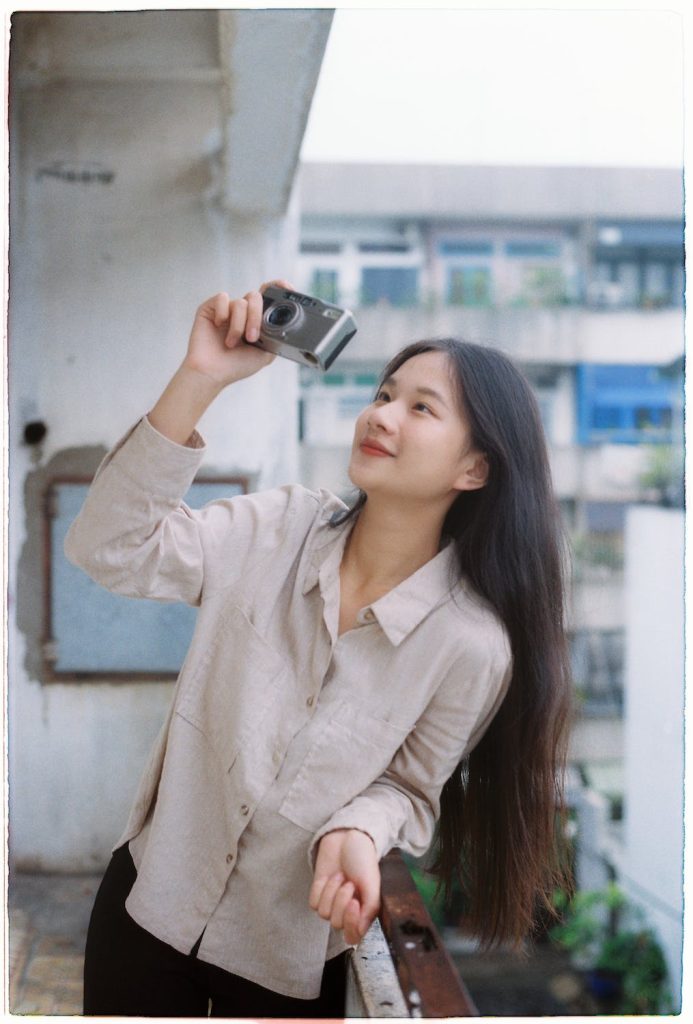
left=148, top=279, right=294, bottom=445
left=64, top=279, right=298, bottom=604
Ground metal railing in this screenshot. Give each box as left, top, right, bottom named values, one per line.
left=347, top=850, right=478, bottom=1017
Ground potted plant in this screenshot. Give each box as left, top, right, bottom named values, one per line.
left=549, top=885, right=672, bottom=1013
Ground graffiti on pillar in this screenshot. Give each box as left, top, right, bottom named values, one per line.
left=35, top=160, right=115, bottom=185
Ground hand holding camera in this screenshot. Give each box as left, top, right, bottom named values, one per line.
left=184, top=279, right=295, bottom=389
left=149, top=280, right=356, bottom=446
left=185, top=281, right=357, bottom=384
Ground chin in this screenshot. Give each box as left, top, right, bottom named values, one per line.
left=346, top=460, right=363, bottom=490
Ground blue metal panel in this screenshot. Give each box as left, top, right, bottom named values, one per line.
left=504, top=241, right=561, bottom=259
left=438, top=240, right=493, bottom=256
left=51, top=479, right=244, bottom=675
left=596, top=221, right=684, bottom=248
left=576, top=364, right=675, bottom=445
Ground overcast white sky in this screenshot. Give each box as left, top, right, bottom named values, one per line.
left=300, top=8, right=684, bottom=167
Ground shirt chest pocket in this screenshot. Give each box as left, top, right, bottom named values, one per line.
left=277, top=699, right=411, bottom=834
left=175, top=603, right=290, bottom=772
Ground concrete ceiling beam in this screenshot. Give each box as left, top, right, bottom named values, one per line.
left=217, top=9, right=333, bottom=218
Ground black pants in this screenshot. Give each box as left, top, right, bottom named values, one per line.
left=83, top=844, right=348, bottom=1017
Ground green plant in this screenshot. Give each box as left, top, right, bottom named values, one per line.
left=550, top=883, right=625, bottom=969
left=549, top=885, right=672, bottom=1013
left=407, top=864, right=448, bottom=928
left=598, top=929, right=670, bottom=1012
left=571, top=532, right=624, bottom=573
left=639, top=444, right=684, bottom=507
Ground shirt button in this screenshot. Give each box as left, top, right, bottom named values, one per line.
left=240, top=804, right=249, bottom=816
left=273, top=749, right=282, bottom=765
left=306, top=695, right=314, bottom=707
left=226, top=853, right=234, bottom=864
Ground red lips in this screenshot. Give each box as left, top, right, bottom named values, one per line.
left=360, top=436, right=394, bottom=456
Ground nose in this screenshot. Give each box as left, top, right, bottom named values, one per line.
left=367, top=400, right=397, bottom=433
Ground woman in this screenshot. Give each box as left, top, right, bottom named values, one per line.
left=65, top=281, right=572, bottom=1017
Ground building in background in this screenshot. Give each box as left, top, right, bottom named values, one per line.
left=293, top=160, right=685, bottom=1002
left=294, top=160, right=683, bottom=718
left=8, top=8, right=333, bottom=871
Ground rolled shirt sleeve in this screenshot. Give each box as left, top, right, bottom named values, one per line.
left=63, top=414, right=304, bottom=607
left=308, top=642, right=513, bottom=865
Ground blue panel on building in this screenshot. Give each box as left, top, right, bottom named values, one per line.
left=596, top=221, right=683, bottom=248
left=51, top=479, right=244, bottom=675
left=504, top=241, right=561, bottom=259
left=438, top=240, right=493, bottom=256
left=576, top=364, right=676, bottom=445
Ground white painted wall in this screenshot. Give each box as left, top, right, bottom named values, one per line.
left=622, top=506, right=684, bottom=1009
left=7, top=12, right=319, bottom=870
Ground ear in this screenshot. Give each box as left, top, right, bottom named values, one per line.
left=454, top=451, right=489, bottom=492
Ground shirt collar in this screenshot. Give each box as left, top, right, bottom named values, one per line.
left=301, top=515, right=459, bottom=647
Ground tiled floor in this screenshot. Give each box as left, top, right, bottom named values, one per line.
left=8, top=871, right=597, bottom=1018
left=8, top=871, right=101, bottom=1015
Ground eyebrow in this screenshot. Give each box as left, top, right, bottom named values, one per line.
left=381, top=375, right=450, bottom=409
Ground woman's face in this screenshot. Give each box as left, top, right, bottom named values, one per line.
left=348, top=350, right=488, bottom=506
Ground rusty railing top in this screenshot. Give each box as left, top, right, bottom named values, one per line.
left=378, top=849, right=478, bottom=1018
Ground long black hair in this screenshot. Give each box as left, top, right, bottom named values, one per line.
left=332, top=337, right=573, bottom=946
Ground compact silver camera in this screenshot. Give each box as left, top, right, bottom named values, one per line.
left=253, top=286, right=357, bottom=371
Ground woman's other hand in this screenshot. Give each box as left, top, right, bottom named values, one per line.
left=184, top=279, right=295, bottom=388
left=309, top=828, right=381, bottom=946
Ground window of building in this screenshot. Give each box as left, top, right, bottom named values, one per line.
left=518, top=265, right=567, bottom=306
left=360, top=267, right=419, bottom=307
left=500, top=237, right=567, bottom=306
left=504, top=241, right=562, bottom=259
left=534, top=390, right=558, bottom=441
left=439, top=238, right=495, bottom=307
left=439, top=241, right=494, bottom=256
left=592, top=220, right=684, bottom=309
left=642, top=262, right=671, bottom=307
left=569, top=628, right=624, bottom=713
left=309, top=269, right=339, bottom=304
left=591, top=405, right=625, bottom=430
left=358, top=242, right=411, bottom=254
left=615, top=262, right=641, bottom=306
left=447, top=266, right=492, bottom=307
left=300, top=241, right=342, bottom=254
left=634, top=405, right=672, bottom=430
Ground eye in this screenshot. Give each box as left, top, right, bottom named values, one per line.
left=413, top=401, right=433, bottom=414
left=374, top=389, right=391, bottom=403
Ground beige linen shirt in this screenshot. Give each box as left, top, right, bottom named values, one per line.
left=64, top=415, right=512, bottom=999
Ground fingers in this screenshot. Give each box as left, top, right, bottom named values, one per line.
left=358, top=886, right=381, bottom=939
left=198, top=282, right=295, bottom=349
left=343, top=897, right=363, bottom=946
left=309, top=830, right=381, bottom=946
left=328, top=880, right=356, bottom=932
left=260, top=278, right=295, bottom=294
left=310, top=870, right=359, bottom=933
left=310, top=874, right=376, bottom=945
left=203, top=291, right=230, bottom=328
left=317, top=872, right=345, bottom=920
left=243, top=290, right=263, bottom=342
left=223, top=292, right=262, bottom=348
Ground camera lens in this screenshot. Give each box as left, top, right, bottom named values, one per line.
left=267, top=304, right=297, bottom=327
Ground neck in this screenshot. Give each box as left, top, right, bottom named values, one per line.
left=341, top=495, right=448, bottom=592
